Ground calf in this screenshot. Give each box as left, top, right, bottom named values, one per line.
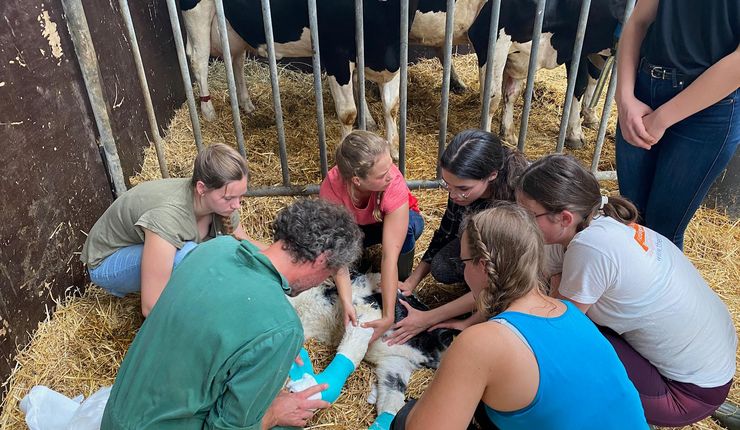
left=180, top=0, right=420, bottom=157
left=288, top=273, right=458, bottom=426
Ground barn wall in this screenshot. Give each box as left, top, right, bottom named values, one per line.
left=0, top=0, right=184, bottom=390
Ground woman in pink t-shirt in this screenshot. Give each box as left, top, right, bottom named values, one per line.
left=320, top=131, right=423, bottom=343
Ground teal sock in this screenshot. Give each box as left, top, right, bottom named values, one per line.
left=289, top=347, right=315, bottom=381
left=368, top=411, right=396, bottom=430
left=313, top=353, right=355, bottom=403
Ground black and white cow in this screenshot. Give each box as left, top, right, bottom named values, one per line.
left=180, top=0, right=420, bottom=157
left=288, top=273, right=458, bottom=424
left=468, top=0, right=624, bottom=148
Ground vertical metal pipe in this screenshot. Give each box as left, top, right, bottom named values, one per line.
left=480, top=0, right=501, bottom=131
left=260, top=0, right=291, bottom=186
left=516, top=0, right=547, bottom=152
left=399, top=0, right=410, bottom=174
left=437, top=0, right=456, bottom=178
left=164, top=0, right=204, bottom=152
left=555, top=0, right=591, bottom=153
left=591, top=0, right=637, bottom=175
left=61, top=0, right=127, bottom=195
left=307, top=0, right=328, bottom=178
left=213, top=0, right=247, bottom=156
left=118, top=0, right=169, bottom=178
left=355, top=0, right=367, bottom=130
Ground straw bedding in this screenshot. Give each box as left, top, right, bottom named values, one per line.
left=1, top=54, right=737, bottom=430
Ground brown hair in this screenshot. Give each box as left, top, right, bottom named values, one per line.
left=191, top=143, right=248, bottom=236
left=463, top=203, right=545, bottom=317
left=335, top=130, right=392, bottom=222
left=516, top=154, right=638, bottom=231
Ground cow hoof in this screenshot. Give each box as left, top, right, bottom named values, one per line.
left=390, top=147, right=399, bottom=162
left=201, top=104, right=217, bottom=122
left=565, top=137, right=586, bottom=149
left=503, top=133, right=518, bottom=147
left=240, top=100, right=256, bottom=115
left=582, top=117, right=599, bottom=130
left=450, top=81, right=467, bottom=95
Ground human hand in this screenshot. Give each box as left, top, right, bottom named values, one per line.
left=386, top=300, right=431, bottom=346
left=642, top=111, right=667, bottom=145
left=397, top=280, right=415, bottom=297
left=362, top=316, right=395, bottom=344
left=263, top=386, right=330, bottom=429
left=616, top=94, right=657, bottom=149
left=342, top=301, right=358, bottom=327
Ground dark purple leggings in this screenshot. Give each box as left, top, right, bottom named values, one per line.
left=599, top=326, right=732, bottom=427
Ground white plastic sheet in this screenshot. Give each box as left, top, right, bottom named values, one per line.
left=20, top=385, right=112, bottom=430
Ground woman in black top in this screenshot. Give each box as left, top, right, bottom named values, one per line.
left=615, top=0, right=740, bottom=250
left=387, top=129, right=527, bottom=345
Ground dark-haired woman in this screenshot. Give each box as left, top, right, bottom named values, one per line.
left=516, top=154, right=737, bottom=427
left=388, top=129, right=530, bottom=345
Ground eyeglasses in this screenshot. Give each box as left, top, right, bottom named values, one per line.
left=533, top=211, right=551, bottom=219
left=450, top=256, right=475, bottom=264
left=438, top=179, right=482, bottom=200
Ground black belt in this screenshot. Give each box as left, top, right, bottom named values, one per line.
left=640, top=58, right=691, bottom=85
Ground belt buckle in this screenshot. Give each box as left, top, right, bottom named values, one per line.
left=650, top=66, right=667, bottom=80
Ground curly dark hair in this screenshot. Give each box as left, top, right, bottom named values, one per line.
left=271, top=199, right=363, bottom=269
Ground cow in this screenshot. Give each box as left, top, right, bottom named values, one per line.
left=468, top=0, right=624, bottom=148
left=288, top=273, right=458, bottom=427
left=180, top=0, right=420, bottom=159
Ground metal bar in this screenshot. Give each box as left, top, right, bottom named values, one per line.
left=118, top=0, right=169, bottom=178
left=214, top=0, right=247, bottom=156
left=595, top=170, right=617, bottom=181
left=164, top=0, right=203, bottom=151
left=555, top=0, right=591, bottom=153
left=480, top=0, right=502, bottom=131
left=307, top=0, right=328, bottom=178
left=590, top=64, right=617, bottom=173
left=61, top=0, right=127, bottom=195
left=399, top=0, right=410, bottom=174
left=245, top=179, right=443, bottom=197
left=437, top=0, right=456, bottom=178
left=591, top=0, right=637, bottom=175
left=261, top=0, right=291, bottom=186
left=517, top=0, right=547, bottom=152
left=355, top=0, right=367, bottom=130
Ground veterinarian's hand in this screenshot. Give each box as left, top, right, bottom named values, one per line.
left=616, top=94, right=657, bottom=149
left=263, top=386, right=330, bottom=429
left=342, top=301, right=358, bottom=327
left=387, top=300, right=430, bottom=345
left=363, top=316, right=394, bottom=344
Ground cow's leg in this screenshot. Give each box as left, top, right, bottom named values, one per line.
left=182, top=0, right=217, bottom=121
left=581, top=74, right=599, bottom=130
left=231, top=51, right=255, bottom=114
left=477, top=34, right=512, bottom=132
left=354, top=71, right=379, bottom=132
left=500, top=70, right=524, bottom=146
left=565, top=59, right=590, bottom=149
left=370, top=355, right=417, bottom=428
left=379, top=73, right=401, bottom=161
left=328, top=74, right=358, bottom=142
left=436, top=47, right=467, bottom=94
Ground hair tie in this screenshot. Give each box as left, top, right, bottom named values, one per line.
left=599, top=195, right=609, bottom=210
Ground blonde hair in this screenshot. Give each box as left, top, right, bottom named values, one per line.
left=335, top=130, right=392, bottom=222
left=191, top=143, right=247, bottom=236
left=463, top=203, right=545, bottom=317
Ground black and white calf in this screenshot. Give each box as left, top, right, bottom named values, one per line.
left=180, top=0, right=420, bottom=156
left=288, top=273, right=458, bottom=426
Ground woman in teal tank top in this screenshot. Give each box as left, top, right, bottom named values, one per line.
left=390, top=203, right=648, bottom=429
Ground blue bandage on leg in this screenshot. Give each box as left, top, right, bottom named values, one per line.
left=368, top=411, right=396, bottom=430
left=314, top=353, right=355, bottom=403
left=289, top=347, right=315, bottom=381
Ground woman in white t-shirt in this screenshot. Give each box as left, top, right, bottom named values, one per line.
left=515, top=154, right=737, bottom=427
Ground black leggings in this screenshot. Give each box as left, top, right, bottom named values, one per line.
left=390, top=399, right=500, bottom=430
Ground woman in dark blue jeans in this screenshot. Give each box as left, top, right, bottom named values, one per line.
left=615, top=0, right=740, bottom=251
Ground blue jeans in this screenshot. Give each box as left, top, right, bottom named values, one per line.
left=360, top=210, right=425, bottom=254
left=88, top=241, right=198, bottom=297
left=616, top=67, right=740, bottom=250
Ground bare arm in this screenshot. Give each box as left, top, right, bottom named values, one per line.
left=232, top=223, right=268, bottom=250
left=398, top=260, right=431, bottom=296
left=615, top=0, right=660, bottom=149
left=362, top=203, right=409, bottom=343
left=334, top=266, right=357, bottom=326
left=388, top=292, right=476, bottom=345
left=646, top=44, right=740, bottom=140
left=403, top=328, right=489, bottom=429
left=140, top=229, right=177, bottom=317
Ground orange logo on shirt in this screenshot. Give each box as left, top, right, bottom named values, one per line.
left=629, top=223, right=649, bottom=252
